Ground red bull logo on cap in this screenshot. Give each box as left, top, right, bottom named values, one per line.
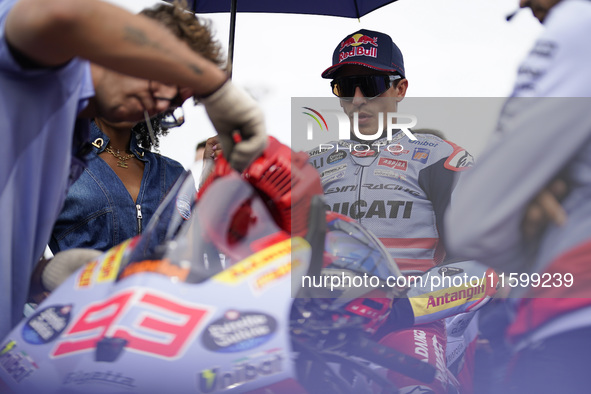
left=339, top=34, right=378, bottom=62
left=340, top=34, right=378, bottom=50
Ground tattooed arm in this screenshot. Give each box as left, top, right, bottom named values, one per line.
left=4, top=0, right=226, bottom=95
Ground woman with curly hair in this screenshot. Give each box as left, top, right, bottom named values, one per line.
left=48, top=2, right=225, bottom=254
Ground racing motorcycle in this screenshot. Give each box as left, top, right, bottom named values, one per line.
left=0, top=138, right=462, bottom=394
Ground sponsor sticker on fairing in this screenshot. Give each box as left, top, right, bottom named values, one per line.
left=197, top=353, right=283, bottom=393
left=201, top=310, right=277, bottom=353
left=22, top=305, right=72, bottom=344
left=0, top=340, right=39, bottom=383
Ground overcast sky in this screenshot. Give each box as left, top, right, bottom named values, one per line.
left=107, top=0, right=543, bottom=168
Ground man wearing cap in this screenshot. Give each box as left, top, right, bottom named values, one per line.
left=311, top=29, right=481, bottom=393
left=317, top=29, right=473, bottom=272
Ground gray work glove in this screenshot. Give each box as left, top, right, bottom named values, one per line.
left=42, top=249, right=102, bottom=291
left=200, top=80, right=267, bottom=172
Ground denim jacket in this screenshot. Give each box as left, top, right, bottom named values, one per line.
left=49, top=122, right=186, bottom=253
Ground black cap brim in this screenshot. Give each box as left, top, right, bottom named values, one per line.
left=321, top=61, right=404, bottom=79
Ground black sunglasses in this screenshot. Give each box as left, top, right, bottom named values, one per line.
left=152, top=92, right=185, bottom=129
left=331, top=74, right=402, bottom=101
left=153, top=92, right=184, bottom=108
left=149, top=81, right=186, bottom=129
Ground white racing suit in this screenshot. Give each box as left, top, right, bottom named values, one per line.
left=309, top=132, right=472, bottom=272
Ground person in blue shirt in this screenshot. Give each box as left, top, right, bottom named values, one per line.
left=0, top=0, right=266, bottom=340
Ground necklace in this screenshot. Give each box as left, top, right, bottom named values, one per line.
left=104, top=146, right=135, bottom=168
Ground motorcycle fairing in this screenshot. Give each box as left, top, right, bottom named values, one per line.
left=0, top=175, right=312, bottom=394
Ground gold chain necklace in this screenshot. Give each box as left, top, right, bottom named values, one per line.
left=104, top=146, right=135, bottom=168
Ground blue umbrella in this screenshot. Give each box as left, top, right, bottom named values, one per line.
left=170, top=0, right=400, bottom=76
left=186, top=0, right=399, bottom=18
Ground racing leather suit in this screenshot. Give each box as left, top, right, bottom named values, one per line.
left=309, top=132, right=473, bottom=273
left=309, top=131, right=483, bottom=393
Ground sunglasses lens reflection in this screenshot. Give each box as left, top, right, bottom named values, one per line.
left=161, top=107, right=185, bottom=129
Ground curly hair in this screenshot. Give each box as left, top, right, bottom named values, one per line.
left=133, top=1, right=225, bottom=150
left=140, top=1, right=225, bottom=67
left=132, top=114, right=167, bottom=151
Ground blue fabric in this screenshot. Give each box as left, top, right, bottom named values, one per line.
left=49, top=122, right=187, bottom=253
left=179, top=0, right=398, bottom=18
left=0, top=0, right=95, bottom=339
left=321, top=29, right=405, bottom=79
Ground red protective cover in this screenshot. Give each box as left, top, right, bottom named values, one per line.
left=199, top=137, right=323, bottom=237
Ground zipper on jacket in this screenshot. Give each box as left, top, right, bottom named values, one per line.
left=136, top=204, right=143, bottom=234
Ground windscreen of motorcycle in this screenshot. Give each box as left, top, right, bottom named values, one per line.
left=121, top=170, right=289, bottom=284
left=312, top=214, right=407, bottom=300
left=325, top=216, right=403, bottom=281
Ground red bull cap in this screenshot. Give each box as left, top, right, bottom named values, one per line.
left=321, top=29, right=405, bottom=79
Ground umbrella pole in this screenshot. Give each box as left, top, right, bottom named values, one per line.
left=226, top=0, right=237, bottom=79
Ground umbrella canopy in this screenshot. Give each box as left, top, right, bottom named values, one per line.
left=168, top=0, right=400, bottom=76
left=185, top=0, right=399, bottom=18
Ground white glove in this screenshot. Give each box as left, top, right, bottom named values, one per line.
left=42, top=248, right=102, bottom=291
left=200, top=80, right=267, bottom=171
